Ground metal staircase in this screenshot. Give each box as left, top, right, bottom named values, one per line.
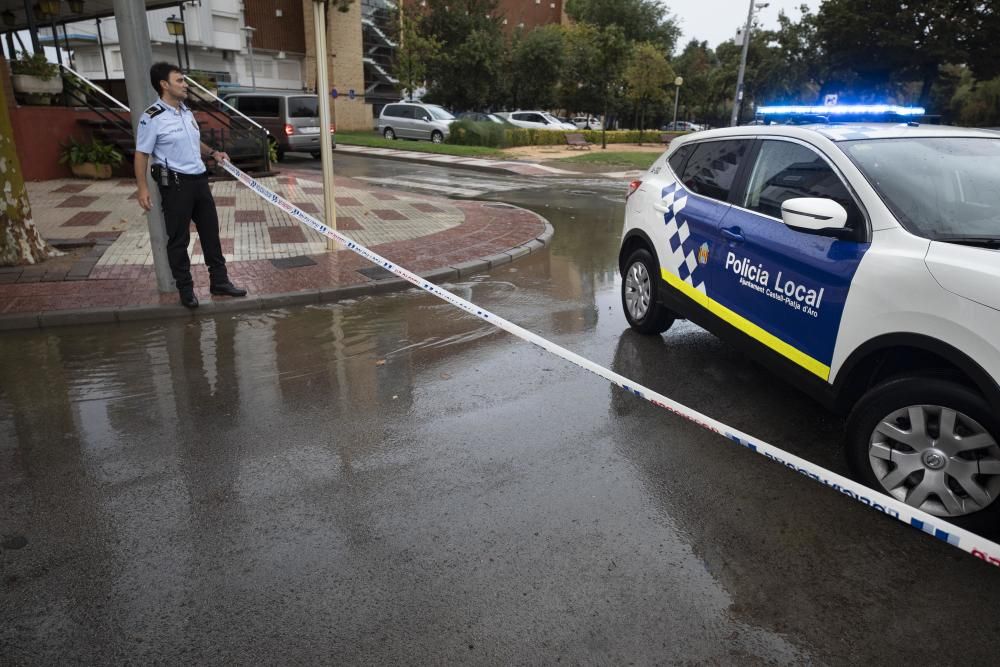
left=61, top=65, right=272, bottom=177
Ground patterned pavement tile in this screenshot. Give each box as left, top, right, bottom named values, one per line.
left=57, top=195, right=100, bottom=208
left=61, top=211, right=110, bottom=227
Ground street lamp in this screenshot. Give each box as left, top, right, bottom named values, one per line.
left=671, top=76, right=683, bottom=131
left=730, top=1, right=769, bottom=127
left=242, top=25, right=256, bottom=91
left=165, top=14, right=184, bottom=67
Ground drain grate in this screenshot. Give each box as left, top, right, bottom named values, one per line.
left=271, top=256, right=317, bottom=269
left=357, top=266, right=396, bottom=280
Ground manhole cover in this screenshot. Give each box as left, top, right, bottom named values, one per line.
left=357, top=266, right=396, bottom=280
left=271, top=256, right=317, bottom=269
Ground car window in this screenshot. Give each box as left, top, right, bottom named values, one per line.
left=745, top=140, right=863, bottom=229
left=426, top=105, right=455, bottom=120
left=288, top=96, right=318, bottom=118
left=680, top=139, right=750, bottom=201
left=414, top=107, right=431, bottom=120
left=238, top=96, right=279, bottom=117
left=667, top=144, right=694, bottom=177
left=843, top=137, right=1000, bottom=240
left=512, top=113, right=528, bottom=121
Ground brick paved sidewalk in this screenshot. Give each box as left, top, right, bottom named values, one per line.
left=0, top=168, right=552, bottom=329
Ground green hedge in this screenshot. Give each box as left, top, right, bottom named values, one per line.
left=446, top=120, right=682, bottom=148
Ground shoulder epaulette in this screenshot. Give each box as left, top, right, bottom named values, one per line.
left=145, top=104, right=165, bottom=118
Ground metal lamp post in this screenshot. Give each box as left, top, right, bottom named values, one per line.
left=730, top=1, right=768, bottom=127
left=242, top=25, right=256, bottom=91
left=165, top=15, right=184, bottom=67
left=671, top=76, right=683, bottom=131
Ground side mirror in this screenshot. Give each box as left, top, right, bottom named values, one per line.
left=781, top=197, right=848, bottom=232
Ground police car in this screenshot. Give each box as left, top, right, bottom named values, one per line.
left=619, top=120, right=1000, bottom=521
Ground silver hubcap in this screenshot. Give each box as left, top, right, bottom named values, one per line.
left=432, top=133, right=442, bottom=143
left=624, top=261, right=651, bottom=321
left=869, top=404, right=1000, bottom=517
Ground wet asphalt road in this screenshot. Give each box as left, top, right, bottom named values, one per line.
left=2, top=153, right=999, bottom=663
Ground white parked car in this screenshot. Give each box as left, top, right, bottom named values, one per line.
left=621, top=122, right=1000, bottom=521
left=500, top=111, right=576, bottom=131
left=572, top=116, right=603, bottom=131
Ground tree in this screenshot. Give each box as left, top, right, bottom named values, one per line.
left=419, top=0, right=506, bottom=110
left=623, top=42, right=673, bottom=142
left=393, top=12, right=440, bottom=101
left=560, top=23, right=630, bottom=147
left=0, top=70, right=57, bottom=266
left=565, top=0, right=680, bottom=53
left=815, top=0, right=985, bottom=106
left=508, top=25, right=564, bottom=110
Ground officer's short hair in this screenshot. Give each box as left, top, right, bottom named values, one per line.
left=150, top=62, right=182, bottom=95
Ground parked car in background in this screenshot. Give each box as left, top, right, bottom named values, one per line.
left=499, top=111, right=576, bottom=131
left=223, top=92, right=335, bottom=161
left=661, top=120, right=704, bottom=132
left=455, top=111, right=509, bottom=125
left=572, top=116, right=603, bottom=131
left=378, top=101, right=455, bottom=143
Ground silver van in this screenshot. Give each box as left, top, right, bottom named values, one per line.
left=378, top=102, right=454, bottom=143
left=223, top=92, right=335, bottom=161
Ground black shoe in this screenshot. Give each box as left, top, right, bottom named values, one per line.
left=210, top=282, right=248, bottom=297
left=180, top=292, right=199, bottom=309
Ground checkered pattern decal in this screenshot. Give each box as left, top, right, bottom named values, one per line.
left=659, top=179, right=706, bottom=294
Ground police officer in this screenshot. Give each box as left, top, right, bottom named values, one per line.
left=134, top=62, right=246, bottom=308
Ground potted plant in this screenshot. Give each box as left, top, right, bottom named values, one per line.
left=58, top=137, right=124, bottom=179
left=185, top=71, right=218, bottom=100
left=9, top=51, right=62, bottom=105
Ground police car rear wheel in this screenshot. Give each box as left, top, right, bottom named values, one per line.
left=622, top=249, right=674, bottom=335
left=847, top=378, right=1000, bottom=520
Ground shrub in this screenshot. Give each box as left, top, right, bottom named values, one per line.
left=445, top=122, right=677, bottom=148
left=10, top=51, right=59, bottom=80
left=58, top=137, right=124, bottom=167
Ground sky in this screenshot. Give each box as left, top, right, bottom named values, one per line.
left=664, top=0, right=823, bottom=51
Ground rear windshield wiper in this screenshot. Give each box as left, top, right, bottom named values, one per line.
left=935, top=236, right=1000, bottom=249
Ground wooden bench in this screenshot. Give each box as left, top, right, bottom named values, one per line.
left=565, top=133, right=591, bottom=150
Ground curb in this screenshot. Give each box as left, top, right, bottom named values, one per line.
left=0, top=213, right=555, bottom=333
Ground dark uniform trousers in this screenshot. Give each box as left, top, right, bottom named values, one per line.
left=157, top=172, right=229, bottom=292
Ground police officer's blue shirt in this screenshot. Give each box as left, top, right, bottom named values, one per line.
left=135, top=99, right=206, bottom=175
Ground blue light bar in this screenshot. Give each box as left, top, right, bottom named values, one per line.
left=757, top=104, right=926, bottom=116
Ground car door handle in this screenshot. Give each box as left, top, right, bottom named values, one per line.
left=721, top=227, right=745, bottom=243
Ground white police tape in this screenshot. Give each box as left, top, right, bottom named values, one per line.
left=221, top=160, right=1000, bottom=568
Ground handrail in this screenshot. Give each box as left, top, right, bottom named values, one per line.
left=58, top=63, right=130, bottom=112
left=184, top=76, right=269, bottom=135
left=362, top=18, right=397, bottom=48
left=363, top=57, right=398, bottom=84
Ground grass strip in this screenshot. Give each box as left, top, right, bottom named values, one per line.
left=557, top=151, right=660, bottom=169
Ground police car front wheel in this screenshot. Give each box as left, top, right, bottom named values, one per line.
left=846, top=377, right=1000, bottom=520
left=622, top=249, right=674, bottom=335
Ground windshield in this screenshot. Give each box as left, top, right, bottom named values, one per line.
left=426, top=105, right=455, bottom=121
left=842, top=137, right=1000, bottom=240
left=541, top=113, right=562, bottom=125
left=288, top=97, right=318, bottom=118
